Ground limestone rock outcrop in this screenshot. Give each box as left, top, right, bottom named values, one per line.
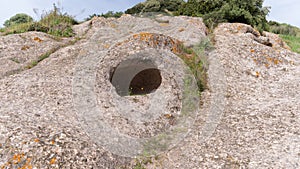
left=0, top=15, right=299, bottom=168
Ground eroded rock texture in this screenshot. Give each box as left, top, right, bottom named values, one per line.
left=0, top=15, right=299, bottom=168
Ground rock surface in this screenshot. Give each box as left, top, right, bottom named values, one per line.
left=0, top=15, right=299, bottom=168
left=0, top=32, right=73, bottom=79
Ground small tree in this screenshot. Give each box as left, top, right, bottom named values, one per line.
left=4, top=13, right=33, bottom=27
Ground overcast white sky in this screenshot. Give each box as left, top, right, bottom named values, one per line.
left=0, top=0, right=299, bottom=28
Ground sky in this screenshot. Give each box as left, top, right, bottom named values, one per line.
left=264, top=0, right=300, bottom=27
left=0, top=0, right=299, bottom=28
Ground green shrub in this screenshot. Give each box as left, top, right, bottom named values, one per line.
left=101, top=11, right=124, bottom=18
left=177, top=0, right=223, bottom=17
left=125, top=3, right=145, bottom=15
left=28, top=22, right=49, bottom=32
left=177, top=0, right=270, bottom=32
left=39, top=4, right=77, bottom=37
left=125, top=0, right=185, bottom=14
left=4, top=13, right=33, bottom=27
left=85, top=11, right=124, bottom=20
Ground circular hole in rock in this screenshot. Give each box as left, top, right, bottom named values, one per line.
left=110, top=59, right=162, bottom=96
left=129, top=68, right=161, bottom=95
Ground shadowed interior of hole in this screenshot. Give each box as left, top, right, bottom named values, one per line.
left=110, top=59, right=162, bottom=96
left=129, top=68, right=162, bottom=95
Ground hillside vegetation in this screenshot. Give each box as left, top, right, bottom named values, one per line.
left=125, top=0, right=300, bottom=53
left=125, top=0, right=184, bottom=14
left=279, top=35, right=300, bottom=54
left=0, top=4, right=77, bottom=37
left=268, top=21, right=300, bottom=53
left=126, top=0, right=270, bottom=32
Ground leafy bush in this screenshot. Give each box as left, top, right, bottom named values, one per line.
left=4, top=13, right=33, bottom=27
left=28, top=22, right=50, bottom=32
left=39, top=3, right=78, bottom=37
left=101, top=11, right=124, bottom=18
left=125, top=0, right=184, bottom=14
left=177, top=0, right=270, bottom=32
left=85, top=11, right=124, bottom=20
left=176, top=0, right=223, bottom=16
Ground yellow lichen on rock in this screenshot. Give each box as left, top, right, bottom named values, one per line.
left=132, top=32, right=183, bottom=55
left=33, top=37, right=43, bottom=42
left=50, top=157, right=56, bottom=165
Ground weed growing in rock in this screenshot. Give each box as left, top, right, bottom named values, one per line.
left=133, top=156, right=153, bottom=169
left=178, top=37, right=213, bottom=92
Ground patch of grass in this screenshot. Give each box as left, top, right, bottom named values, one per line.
left=268, top=20, right=300, bottom=53
left=0, top=22, right=50, bottom=35
left=25, top=37, right=80, bottom=70
left=2, top=35, right=81, bottom=79
left=178, top=37, right=213, bottom=92
left=9, top=58, right=21, bottom=64
left=280, top=35, right=300, bottom=54
left=25, top=60, right=38, bottom=69
left=0, top=28, right=5, bottom=33
left=132, top=157, right=152, bottom=169
left=1, top=22, right=33, bottom=35
left=133, top=161, right=146, bottom=169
